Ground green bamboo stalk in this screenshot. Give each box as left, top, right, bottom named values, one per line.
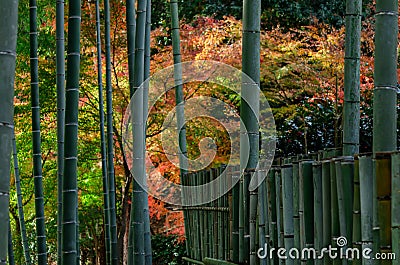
left=126, top=0, right=136, bottom=260
left=61, top=0, right=81, bottom=263
left=0, top=1, right=18, bottom=263
left=321, top=158, right=331, bottom=265
left=275, top=169, right=283, bottom=252
left=335, top=157, right=354, bottom=254
left=242, top=0, right=261, bottom=262
left=371, top=158, right=380, bottom=265
left=299, top=160, right=314, bottom=265
left=143, top=1, right=152, bottom=264
left=342, top=0, right=361, bottom=156
left=352, top=156, right=361, bottom=265
left=330, top=158, right=341, bottom=265
left=207, top=170, right=213, bottom=259
left=212, top=169, right=218, bottom=259
left=249, top=171, right=258, bottom=265
left=282, top=164, right=294, bottom=265
left=200, top=171, right=206, bottom=260
left=373, top=0, right=398, bottom=154
left=391, top=152, right=400, bottom=265
left=267, top=168, right=278, bottom=265
left=126, top=0, right=136, bottom=97
left=223, top=167, right=229, bottom=260
left=8, top=221, right=15, bottom=265
left=292, top=160, right=300, bottom=265
left=239, top=169, right=245, bottom=263
left=374, top=153, right=392, bottom=265
left=218, top=167, right=225, bottom=260
left=12, top=132, right=31, bottom=265
left=195, top=172, right=201, bottom=260
left=55, top=0, right=65, bottom=263
left=258, top=170, right=268, bottom=265
left=94, top=1, right=111, bottom=264
left=313, top=162, right=322, bottom=265
left=231, top=167, right=240, bottom=262
left=358, top=155, right=373, bottom=265
left=29, top=0, right=48, bottom=263
left=103, top=0, right=118, bottom=262
left=127, top=0, right=149, bottom=264
left=170, top=0, right=191, bottom=258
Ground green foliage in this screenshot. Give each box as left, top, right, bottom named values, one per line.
left=152, top=235, right=186, bottom=265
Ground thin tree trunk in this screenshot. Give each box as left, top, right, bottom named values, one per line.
left=104, top=0, right=118, bottom=263
left=29, top=0, right=48, bottom=263
left=0, top=1, right=18, bottom=264
left=95, top=0, right=111, bottom=264
left=170, top=0, right=190, bottom=257
left=126, top=0, right=136, bottom=262
left=143, top=1, right=152, bottom=263
left=241, top=0, right=261, bottom=263
left=56, top=0, right=66, bottom=263
left=342, top=0, right=361, bottom=156
left=128, top=0, right=148, bottom=264
left=12, top=132, right=31, bottom=265
left=61, top=0, right=81, bottom=263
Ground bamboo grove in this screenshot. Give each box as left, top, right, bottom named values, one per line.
left=0, top=0, right=400, bottom=264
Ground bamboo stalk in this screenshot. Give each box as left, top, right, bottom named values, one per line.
left=218, top=167, right=224, bottom=260
left=232, top=167, right=240, bottom=262
left=239, top=168, right=245, bottom=263
left=292, top=160, right=300, bottom=265
left=299, top=160, right=314, bottom=265
left=94, top=1, right=111, bottom=264
left=374, top=153, right=392, bottom=265
left=391, top=152, right=400, bottom=264
left=127, top=0, right=149, bottom=263
left=321, top=158, right=331, bottom=265
left=335, top=156, right=354, bottom=262
left=55, top=0, right=65, bottom=262
left=29, top=0, right=48, bottom=262
left=213, top=169, right=218, bottom=259
left=200, top=171, right=206, bottom=260
left=12, top=132, right=31, bottom=265
left=142, top=0, right=152, bottom=261
left=275, top=169, right=283, bottom=254
left=267, top=168, right=278, bottom=265
left=373, top=0, right=398, bottom=153
left=0, top=0, right=18, bottom=261
left=242, top=0, right=261, bottom=262
left=358, top=154, right=373, bottom=265
left=352, top=156, right=361, bottom=265
left=330, top=158, right=341, bottom=265
left=208, top=170, right=213, bottom=259
left=282, top=164, right=294, bottom=265
left=62, top=0, right=81, bottom=263
left=342, top=0, right=362, bottom=156
left=223, top=166, right=230, bottom=260
left=169, top=0, right=190, bottom=259
left=313, top=162, right=322, bottom=265
left=103, top=0, right=119, bottom=262
left=371, top=158, right=380, bottom=265
left=249, top=170, right=258, bottom=265
left=258, top=169, right=268, bottom=265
